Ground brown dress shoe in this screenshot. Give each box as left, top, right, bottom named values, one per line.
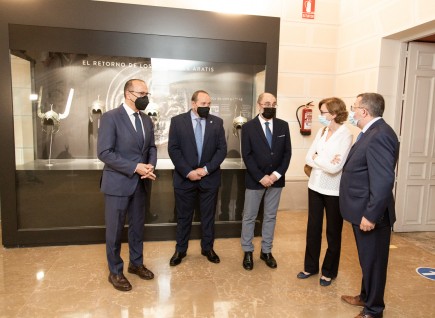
left=108, top=273, right=132, bottom=291
left=341, top=295, right=365, bottom=307
left=128, top=263, right=154, bottom=280
left=354, top=310, right=382, bottom=318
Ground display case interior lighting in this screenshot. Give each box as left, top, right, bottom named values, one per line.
left=30, top=93, right=38, bottom=101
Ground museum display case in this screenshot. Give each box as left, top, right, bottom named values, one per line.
left=11, top=44, right=263, bottom=225
left=0, top=1, right=279, bottom=246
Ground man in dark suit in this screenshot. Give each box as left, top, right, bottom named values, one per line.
left=340, top=93, right=399, bottom=318
left=98, top=79, right=157, bottom=291
left=240, top=92, right=292, bottom=270
left=168, top=90, right=227, bottom=266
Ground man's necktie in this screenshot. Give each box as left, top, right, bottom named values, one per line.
left=133, top=112, right=144, bottom=147
left=356, top=131, right=363, bottom=142
left=195, top=118, right=203, bottom=164
left=265, top=121, right=272, bottom=148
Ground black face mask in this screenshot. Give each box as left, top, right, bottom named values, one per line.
left=134, top=95, right=149, bottom=111
left=197, top=107, right=210, bottom=118
left=262, top=107, right=276, bottom=120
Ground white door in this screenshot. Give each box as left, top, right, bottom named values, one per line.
left=395, top=42, right=435, bottom=232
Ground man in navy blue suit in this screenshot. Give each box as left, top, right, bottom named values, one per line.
left=168, top=90, right=227, bottom=266
left=240, top=92, right=292, bottom=270
left=340, top=93, right=399, bottom=318
left=98, top=79, right=157, bottom=291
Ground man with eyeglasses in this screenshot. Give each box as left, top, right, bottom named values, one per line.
left=340, top=93, right=399, bottom=318
left=240, top=92, right=292, bottom=270
left=98, top=79, right=157, bottom=291
left=168, top=90, right=227, bottom=266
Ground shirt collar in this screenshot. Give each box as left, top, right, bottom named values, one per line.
left=123, top=102, right=137, bottom=116
left=362, top=117, right=381, bottom=133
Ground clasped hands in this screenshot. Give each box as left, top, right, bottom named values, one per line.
left=187, top=167, right=208, bottom=181
left=312, top=153, right=342, bottom=165
left=260, top=174, right=277, bottom=188
left=136, top=163, right=156, bottom=180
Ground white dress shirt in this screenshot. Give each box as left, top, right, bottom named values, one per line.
left=123, top=103, right=144, bottom=138
left=305, top=124, right=353, bottom=196
left=258, top=115, right=282, bottom=180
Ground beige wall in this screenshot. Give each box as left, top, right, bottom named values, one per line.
left=96, top=1, right=435, bottom=209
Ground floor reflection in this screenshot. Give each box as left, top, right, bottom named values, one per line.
left=0, top=211, right=434, bottom=317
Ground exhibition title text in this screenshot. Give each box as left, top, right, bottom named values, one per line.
left=82, top=60, right=214, bottom=72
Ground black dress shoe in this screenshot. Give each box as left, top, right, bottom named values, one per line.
left=297, top=271, right=317, bottom=279
left=242, top=251, right=253, bottom=270
left=128, top=263, right=154, bottom=280
left=260, top=251, right=277, bottom=268
left=169, top=251, right=186, bottom=266
left=319, top=276, right=332, bottom=286
left=108, top=273, right=132, bottom=291
left=201, top=249, right=220, bottom=263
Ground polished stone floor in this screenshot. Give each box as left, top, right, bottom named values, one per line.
left=1, top=211, right=434, bottom=317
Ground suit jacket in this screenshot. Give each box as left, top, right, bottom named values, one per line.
left=97, top=105, right=157, bottom=196
left=339, top=118, right=399, bottom=226
left=168, top=110, right=227, bottom=190
left=241, top=115, right=292, bottom=190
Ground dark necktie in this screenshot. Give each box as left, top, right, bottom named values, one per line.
left=356, top=131, right=363, bottom=142
left=133, top=112, right=144, bottom=147
left=265, top=121, right=272, bottom=148
left=195, top=118, right=203, bottom=164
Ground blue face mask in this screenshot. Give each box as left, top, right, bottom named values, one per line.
left=348, top=111, right=359, bottom=126
left=318, top=115, right=331, bottom=127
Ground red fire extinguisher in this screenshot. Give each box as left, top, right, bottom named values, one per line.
left=296, top=101, right=314, bottom=136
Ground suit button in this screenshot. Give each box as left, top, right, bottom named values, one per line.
left=271, top=152, right=274, bottom=155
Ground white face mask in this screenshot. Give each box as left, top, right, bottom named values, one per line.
left=348, top=111, right=359, bottom=126
left=318, top=115, right=331, bottom=127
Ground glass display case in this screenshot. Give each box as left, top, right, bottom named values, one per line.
left=0, top=2, right=279, bottom=246
left=11, top=49, right=264, bottom=234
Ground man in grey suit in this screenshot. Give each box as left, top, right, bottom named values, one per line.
left=340, top=93, right=399, bottom=318
left=240, top=92, right=292, bottom=270
left=98, top=79, right=157, bottom=291
left=168, top=90, right=227, bottom=266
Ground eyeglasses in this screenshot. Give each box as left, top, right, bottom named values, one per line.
left=259, top=103, right=277, bottom=108
left=320, top=110, right=329, bottom=115
left=129, top=91, right=151, bottom=97
left=351, top=104, right=365, bottom=111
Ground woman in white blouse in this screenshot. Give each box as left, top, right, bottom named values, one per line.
left=297, top=97, right=353, bottom=286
